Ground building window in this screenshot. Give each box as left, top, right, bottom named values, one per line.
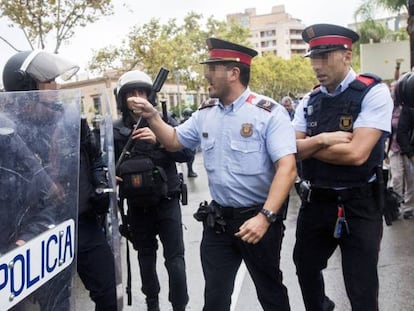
left=260, top=30, right=276, bottom=38
left=92, top=96, right=101, bottom=114
left=290, top=29, right=302, bottom=35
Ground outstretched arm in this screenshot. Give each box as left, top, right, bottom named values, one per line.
left=128, top=96, right=183, bottom=151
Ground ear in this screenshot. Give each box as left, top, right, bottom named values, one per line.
left=343, top=50, right=352, bottom=62
left=228, top=66, right=240, bottom=81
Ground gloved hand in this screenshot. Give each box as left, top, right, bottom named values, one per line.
left=90, top=185, right=111, bottom=214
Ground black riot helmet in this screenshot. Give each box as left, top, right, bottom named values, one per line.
left=182, top=107, right=193, bottom=118
left=394, top=72, right=414, bottom=107
left=2, top=50, right=79, bottom=91
left=114, top=70, right=153, bottom=115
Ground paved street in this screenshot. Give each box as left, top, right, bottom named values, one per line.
left=76, top=152, right=414, bottom=310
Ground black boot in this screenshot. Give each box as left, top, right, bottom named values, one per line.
left=146, top=297, right=160, bottom=311
left=188, top=170, right=198, bottom=177
left=322, top=296, right=335, bottom=311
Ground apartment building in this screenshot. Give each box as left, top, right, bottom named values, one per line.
left=227, top=5, right=307, bottom=58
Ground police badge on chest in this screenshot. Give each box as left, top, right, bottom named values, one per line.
left=339, top=115, right=353, bottom=131
left=240, top=123, right=253, bottom=137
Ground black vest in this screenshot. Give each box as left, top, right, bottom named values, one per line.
left=113, top=118, right=181, bottom=195
left=302, top=74, right=385, bottom=187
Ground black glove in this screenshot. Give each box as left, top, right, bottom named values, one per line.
left=89, top=185, right=110, bottom=214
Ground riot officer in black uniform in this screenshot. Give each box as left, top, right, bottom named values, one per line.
left=2, top=50, right=117, bottom=311
left=0, top=113, right=57, bottom=255
left=113, top=70, right=189, bottom=311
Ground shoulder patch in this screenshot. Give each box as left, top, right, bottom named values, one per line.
left=357, top=73, right=382, bottom=85
left=199, top=98, right=218, bottom=110
left=256, top=99, right=276, bottom=112
left=246, top=93, right=256, bottom=103
left=350, top=73, right=381, bottom=91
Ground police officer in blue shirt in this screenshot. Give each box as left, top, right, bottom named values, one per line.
left=292, top=24, right=393, bottom=311
left=130, top=37, right=297, bottom=311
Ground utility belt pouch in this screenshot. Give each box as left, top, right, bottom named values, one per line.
left=118, top=157, right=168, bottom=199
left=296, top=180, right=312, bottom=203
left=375, top=166, right=402, bottom=226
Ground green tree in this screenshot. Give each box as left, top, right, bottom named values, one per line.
left=0, top=0, right=113, bottom=53
left=250, top=54, right=317, bottom=101
left=355, top=0, right=412, bottom=66
left=89, top=12, right=250, bottom=93
left=353, top=1, right=404, bottom=44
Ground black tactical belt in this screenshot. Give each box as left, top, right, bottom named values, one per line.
left=309, top=182, right=376, bottom=202
left=211, top=200, right=262, bottom=219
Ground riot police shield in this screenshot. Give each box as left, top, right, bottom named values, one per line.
left=0, top=89, right=80, bottom=310
left=86, top=92, right=123, bottom=310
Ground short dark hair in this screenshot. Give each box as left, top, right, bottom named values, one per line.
left=224, top=62, right=250, bottom=87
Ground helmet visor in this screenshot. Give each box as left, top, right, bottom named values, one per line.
left=22, top=51, right=80, bottom=83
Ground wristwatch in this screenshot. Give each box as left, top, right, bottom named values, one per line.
left=259, top=208, right=278, bottom=223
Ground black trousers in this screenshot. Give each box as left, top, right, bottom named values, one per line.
left=200, top=215, right=290, bottom=311
left=293, top=196, right=383, bottom=311
left=77, top=218, right=117, bottom=311
left=128, top=197, right=189, bottom=308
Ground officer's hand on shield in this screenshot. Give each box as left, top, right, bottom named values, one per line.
left=234, top=214, right=270, bottom=244
left=48, top=181, right=66, bottom=203
left=15, top=239, right=26, bottom=246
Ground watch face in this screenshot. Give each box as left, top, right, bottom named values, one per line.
left=261, top=208, right=277, bottom=222
left=268, top=213, right=277, bottom=222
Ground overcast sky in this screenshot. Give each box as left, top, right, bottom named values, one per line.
left=0, top=0, right=366, bottom=79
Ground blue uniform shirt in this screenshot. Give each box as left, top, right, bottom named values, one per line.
left=176, top=87, right=296, bottom=207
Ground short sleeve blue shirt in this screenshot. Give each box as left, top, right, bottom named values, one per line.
left=176, top=87, right=296, bottom=207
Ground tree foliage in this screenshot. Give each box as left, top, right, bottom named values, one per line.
left=89, top=12, right=252, bottom=92
left=0, top=0, right=114, bottom=53
left=353, top=0, right=408, bottom=43
left=374, top=0, right=408, bottom=12
left=354, top=0, right=413, bottom=66
left=250, top=54, right=317, bottom=101
left=89, top=12, right=317, bottom=101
